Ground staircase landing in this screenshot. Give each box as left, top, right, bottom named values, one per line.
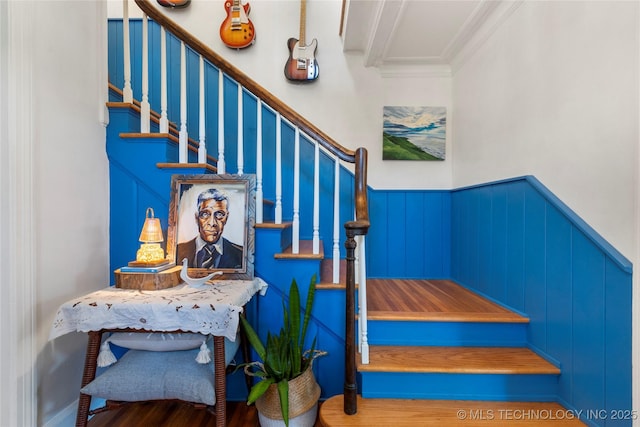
left=366, top=278, right=528, bottom=323
left=320, top=396, right=585, bottom=426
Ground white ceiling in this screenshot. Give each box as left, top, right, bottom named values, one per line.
left=341, top=0, right=500, bottom=71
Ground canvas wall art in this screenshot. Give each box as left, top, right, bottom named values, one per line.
left=383, top=106, right=446, bottom=161
left=167, top=174, right=256, bottom=280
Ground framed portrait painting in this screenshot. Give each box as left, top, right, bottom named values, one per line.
left=166, top=174, right=256, bottom=280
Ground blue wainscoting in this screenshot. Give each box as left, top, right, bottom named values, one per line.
left=450, top=176, right=632, bottom=426
left=366, top=189, right=451, bottom=279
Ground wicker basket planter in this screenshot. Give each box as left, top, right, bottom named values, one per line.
left=255, top=365, right=321, bottom=427
left=240, top=276, right=327, bottom=426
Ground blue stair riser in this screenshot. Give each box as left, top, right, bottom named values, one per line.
left=360, top=371, right=559, bottom=401
left=365, top=320, right=527, bottom=347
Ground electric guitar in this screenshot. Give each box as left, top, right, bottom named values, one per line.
left=219, top=0, right=256, bottom=49
left=156, top=0, right=190, bottom=8
left=284, top=0, right=319, bottom=82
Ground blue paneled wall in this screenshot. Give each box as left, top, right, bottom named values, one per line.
left=366, top=189, right=451, bottom=279
left=450, top=176, right=632, bottom=425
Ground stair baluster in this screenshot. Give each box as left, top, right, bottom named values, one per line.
left=159, top=26, right=168, bottom=133
left=198, top=56, right=206, bottom=163
left=255, top=99, right=264, bottom=223
left=140, top=13, right=150, bottom=133
left=122, top=0, right=133, bottom=103
left=332, top=158, right=341, bottom=283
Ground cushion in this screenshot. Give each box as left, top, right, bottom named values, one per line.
left=107, top=332, right=206, bottom=351
left=81, top=337, right=239, bottom=405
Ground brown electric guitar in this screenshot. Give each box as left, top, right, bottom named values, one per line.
left=284, top=0, right=318, bottom=82
left=157, top=0, right=190, bottom=8
left=219, top=0, right=256, bottom=49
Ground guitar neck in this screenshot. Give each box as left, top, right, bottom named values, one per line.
left=299, top=0, right=307, bottom=46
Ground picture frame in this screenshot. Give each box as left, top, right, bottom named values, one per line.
left=166, top=174, right=256, bottom=280
left=383, top=106, right=446, bottom=161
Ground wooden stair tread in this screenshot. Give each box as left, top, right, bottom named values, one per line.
left=156, top=162, right=216, bottom=172
left=367, top=310, right=528, bottom=323
left=274, top=240, right=324, bottom=259
left=358, top=346, right=560, bottom=374
left=320, top=396, right=586, bottom=426
left=367, top=279, right=528, bottom=323
left=254, top=221, right=292, bottom=229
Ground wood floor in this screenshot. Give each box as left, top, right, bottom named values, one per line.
left=86, top=279, right=582, bottom=426
left=320, top=396, right=586, bottom=426
left=87, top=400, right=323, bottom=426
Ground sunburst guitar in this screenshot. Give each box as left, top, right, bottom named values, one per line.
left=157, top=0, right=190, bottom=8
left=284, top=0, right=318, bottom=82
left=285, top=37, right=319, bottom=82
left=219, top=0, right=255, bottom=49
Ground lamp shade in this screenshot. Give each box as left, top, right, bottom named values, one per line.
left=139, top=207, right=164, bottom=243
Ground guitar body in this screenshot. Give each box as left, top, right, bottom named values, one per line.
left=284, top=37, right=319, bottom=82
left=219, top=1, right=255, bottom=49
left=157, top=0, right=191, bottom=8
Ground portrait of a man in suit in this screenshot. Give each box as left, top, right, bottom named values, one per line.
left=176, top=188, right=244, bottom=270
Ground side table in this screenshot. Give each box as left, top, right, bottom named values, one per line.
left=49, top=279, right=268, bottom=427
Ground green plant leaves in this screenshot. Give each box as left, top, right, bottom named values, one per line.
left=247, top=377, right=274, bottom=405
left=277, top=379, right=290, bottom=426
left=238, top=274, right=323, bottom=425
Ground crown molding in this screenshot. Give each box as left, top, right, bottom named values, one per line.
left=450, top=0, right=525, bottom=74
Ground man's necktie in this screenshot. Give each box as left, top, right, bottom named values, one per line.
left=197, top=244, right=219, bottom=268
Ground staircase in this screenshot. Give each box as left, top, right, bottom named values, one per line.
left=319, top=279, right=584, bottom=426
left=104, top=2, right=632, bottom=426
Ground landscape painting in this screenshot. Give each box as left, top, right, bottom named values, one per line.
left=383, top=106, right=446, bottom=160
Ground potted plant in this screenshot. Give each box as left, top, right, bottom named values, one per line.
left=239, top=274, right=326, bottom=427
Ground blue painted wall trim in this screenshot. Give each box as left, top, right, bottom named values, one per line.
left=453, top=176, right=631, bottom=273
left=366, top=189, right=451, bottom=279
left=450, top=176, right=633, bottom=425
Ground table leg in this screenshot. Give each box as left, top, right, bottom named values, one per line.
left=76, top=330, right=103, bottom=427
left=213, top=335, right=226, bottom=427
left=239, top=310, right=252, bottom=394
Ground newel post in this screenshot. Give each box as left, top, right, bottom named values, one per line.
left=343, top=227, right=358, bottom=415
left=343, top=146, right=370, bottom=415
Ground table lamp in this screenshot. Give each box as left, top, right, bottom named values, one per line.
left=130, top=207, right=167, bottom=266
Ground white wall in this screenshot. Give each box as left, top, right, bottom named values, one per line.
left=107, top=0, right=454, bottom=189
left=452, top=1, right=638, bottom=261
left=452, top=3, right=639, bottom=421
left=2, top=1, right=111, bottom=426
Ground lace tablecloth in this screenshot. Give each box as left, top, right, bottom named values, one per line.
left=49, top=278, right=268, bottom=341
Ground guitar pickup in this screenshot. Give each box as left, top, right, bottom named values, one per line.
left=296, top=59, right=308, bottom=70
